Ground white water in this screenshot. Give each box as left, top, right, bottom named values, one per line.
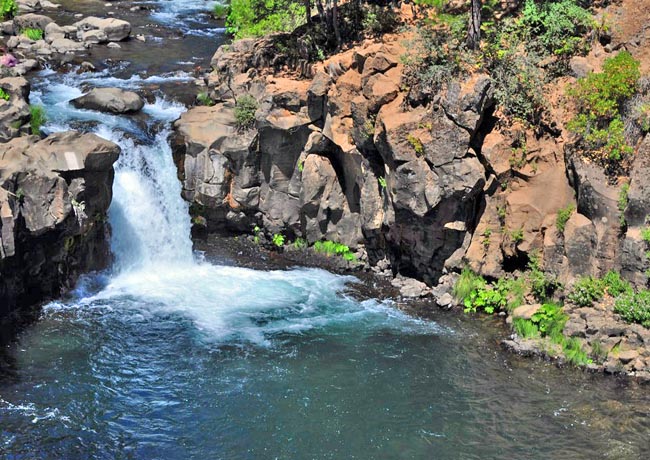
left=33, top=69, right=440, bottom=347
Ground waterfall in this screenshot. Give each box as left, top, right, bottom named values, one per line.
left=32, top=73, right=194, bottom=273
left=101, top=125, right=194, bottom=272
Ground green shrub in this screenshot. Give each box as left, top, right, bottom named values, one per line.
left=452, top=267, right=485, bottom=303
left=513, top=318, right=540, bottom=339
left=530, top=303, right=567, bottom=336
left=0, top=87, right=9, bottom=101
left=226, top=0, right=306, bottom=39
left=518, top=0, right=593, bottom=57
left=618, top=182, right=630, bottom=228
left=30, top=105, right=46, bottom=135
left=527, top=252, right=561, bottom=301
left=502, top=277, right=526, bottom=312
left=567, top=51, right=640, bottom=163
left=463, top=284, right=508, bottom=314
left=407, top=134, right=424, bottom=155
left=362, top=4, right=400, bottom=35
left=272, top=233, right=285, bottom=247
left=614, top=290, right=650, bottom=328
left=402, top=25, right=466, bottom=100
left=234, top=95, right=258, bottom=130
left=22, top=28, right=43, bottom=41
left=213, top=3, right=229, bottom=19
left=556, top=204, right=575, bottom=233
left=602, top=270, right=633, bottom=297
left=0, top=0, right=17, bottom=20
left=490, top=50, right=546, bottom=125
left=567, top=276, right=604, bottom=307
left=511, top=227, right=524, bottom=243
left=293, top=237, right=306, bottom=249
left=313, top=240, right=356, bottom=261
left=378, top=176, right=387, bottom=189
left=196, top=92, right=214, bottom=106
left=483, top=0, right=593, bottom=125
left=481, top=228, right=492, bottom=249
left=253, top=225, right=261, bottom=244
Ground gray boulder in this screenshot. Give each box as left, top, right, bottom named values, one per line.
left=74, top=16, right=131, bottom=42
left=13, top=13, right=52, bottom=31
left=71, top=87, right=145, bottom=114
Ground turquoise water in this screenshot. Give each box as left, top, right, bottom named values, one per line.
left=2, top=280, right=650, bottom=459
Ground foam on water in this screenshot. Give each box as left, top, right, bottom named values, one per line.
left=30, top=60, right=441, bottom=349
left=46, top=262, right=444, bottom=346
left=150, top=0, right=220, bottom=34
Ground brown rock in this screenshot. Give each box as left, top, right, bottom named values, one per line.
left=618, top=350, right=639, bottom=364
left=512, top=304, right=542, bottom=320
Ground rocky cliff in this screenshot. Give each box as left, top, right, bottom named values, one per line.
left=168, top=0, right=650, bottom=376
left=173, top=39, right=496, bottom=286
left=0, top=77, right=119, bottom=326
left=174, top=33, right=646, bottom=291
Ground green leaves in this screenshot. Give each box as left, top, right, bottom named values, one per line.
left=234, top=95, right=258, bottom=130
left=567, top=51, right=640, bottom=163
left=567, top=276, right=605, bottom=307
left=313, top=240, right=356, bottom=262
left=518, top=0, right=593, bottom=57
left=29, top=105, right=46, bottom=136
left=0, top=0, right=17, bottom=20
left=226, top=0, right=306, bottom=39
left=463, top=286, right=507, bottom=314
left=556, top=204, right=575, bottom=233
left=615, top=290, right=650, bottom=328
left=272, top=233, right=285, bottom=247
left=530, top=303, right=567, bottom=336
left=568, top=271, right=633, bottom=307
left=22, top=28, right=43, bottom=41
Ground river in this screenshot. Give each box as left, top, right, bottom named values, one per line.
left=1, top=1, right=650, bottom=459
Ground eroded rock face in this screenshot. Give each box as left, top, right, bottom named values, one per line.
left=71, top=87, right=145, bottom=114
left=176, top=32, right=650, bottom=293
left=0, top=131, right=120, bottom=323
left=174, top=38, right=496, bottom=284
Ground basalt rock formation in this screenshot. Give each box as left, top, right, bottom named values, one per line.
left=0, top=80, right=120, bottom=325
left=173, top=39, right=494, bottom=285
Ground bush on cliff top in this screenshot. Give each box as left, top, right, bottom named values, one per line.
left=226, top=0, right=306, bottom=39
left=482, top=0, right=594, bottom=125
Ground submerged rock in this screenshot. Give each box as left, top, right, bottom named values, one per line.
left=71, top=87, right=145, bottom=114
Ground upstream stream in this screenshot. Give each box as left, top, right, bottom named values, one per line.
left=2, top=1, right=650, bottom=459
